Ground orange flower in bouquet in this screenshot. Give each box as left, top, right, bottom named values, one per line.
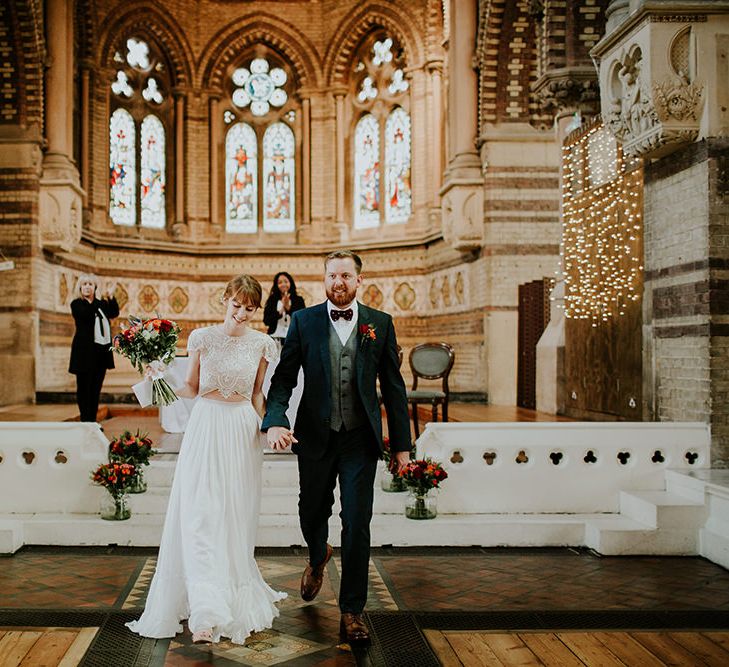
left=113, top=315, right=181, bottom=406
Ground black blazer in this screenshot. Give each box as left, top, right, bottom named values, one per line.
left=68, top=297, right=120, bottom=374
left=263, top=294, right=306, bottom=335
left=262, top=302, right=412, bottom=460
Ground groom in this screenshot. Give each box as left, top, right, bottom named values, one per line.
left=262, top=250, right=411, bottom=644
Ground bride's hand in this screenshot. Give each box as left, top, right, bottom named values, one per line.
left=267, top=426, right=297, bottom=451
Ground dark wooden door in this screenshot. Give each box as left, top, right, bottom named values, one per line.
left=517, top=278, right=551, bottom=409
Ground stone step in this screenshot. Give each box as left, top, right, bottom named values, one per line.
left=584, top=515, right=699, bottom=556
left=619, top=490, right=705, bottom=529
left=0, top=521, right=23, bottom=554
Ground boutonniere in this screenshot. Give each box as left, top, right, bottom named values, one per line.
left=359, top=323, right=376, bottom=349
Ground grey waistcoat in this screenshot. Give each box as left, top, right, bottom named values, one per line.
left=329, top=324, right=368, bottom=432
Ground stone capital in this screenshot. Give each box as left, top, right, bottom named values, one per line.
left=532, top=66, right=601, bottom=117
left=440, top=175, right=484, bottom=252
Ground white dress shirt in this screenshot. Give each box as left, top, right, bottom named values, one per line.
left=94, top=308, right=111, bottom=345
left=327, top=300, right=358, bottom=346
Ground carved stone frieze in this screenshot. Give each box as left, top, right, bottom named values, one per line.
left=532, top=68, right=601, bottom=116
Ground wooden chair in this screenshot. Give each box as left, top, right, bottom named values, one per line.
left=406, top=342, right=455, bottom=438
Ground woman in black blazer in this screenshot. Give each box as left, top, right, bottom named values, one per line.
left=262, top=272, right=305, bottom=344
left=68, top=274, right=119, bottom=422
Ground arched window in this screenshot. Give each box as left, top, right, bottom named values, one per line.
left=223, top=54, right=297, bottom=234
left=108, top=37, right=173, bottom=229
left=351, top=33, right=411, bottom=228
left=225, top=122, right=257, bottom=233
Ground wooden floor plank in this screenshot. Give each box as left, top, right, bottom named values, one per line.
left=630, top=632, right=709, bottom=667
left=557, top=632, right=627, bottom=667
left=518, top=632, right=584, bottom=666
left=592, top=632, right=666, bottom=667
left=480, top=633, right=543, bottom=666
left=19, top=630, right=76, bottom=667
left=57, top=628, right=99, bottom=667
left=700, top=632, right=729, bottom=654
left=423, top=629, right=463, bottom=667
left=445, top=633, right=505, bottom=667
left=0, top=631, right=43, bottom=667
left=666, top=632, right=729, bottom=667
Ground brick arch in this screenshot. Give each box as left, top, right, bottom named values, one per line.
left=475, top=0, right=545, bottom=127
left=199, top=15, right=322, bottom=91
left=0, top=0, right=44, bottom=128
left=98, top=3, right=193, bottom=88
left=324, top=3, right=426, bottom=87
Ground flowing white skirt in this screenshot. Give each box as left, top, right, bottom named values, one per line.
left=126, top=397, right=287, bottom=644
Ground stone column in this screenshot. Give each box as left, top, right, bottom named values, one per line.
left=334, top=91, right=346, bottom=225
left=440, top=0, right=484, bottom=251
left=79, top=65, right=91, bottom=203
left=428, top=62, right=444, bottom=208
left=302, top=96, right=311, bottom=225
left=40, top=0, right=83, bottom=251
left=174, top=93, right=185, bottom=233
left=209, top=95, right=220, bottom=228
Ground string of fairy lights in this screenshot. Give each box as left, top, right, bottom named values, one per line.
left=560, top=123, right=643, bottom=326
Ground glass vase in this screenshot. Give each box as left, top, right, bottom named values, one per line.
left=100, top=492, right=131, bottom=521
left=405, top=489, right=437, bottom=520
left=380, top=467, right=407, bottom=493
left=128, top=469, right=147, bottom=494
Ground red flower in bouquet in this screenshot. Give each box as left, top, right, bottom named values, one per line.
left=113, top=315, right=181, bottom=406
left=108, top=429, right=157, bottom=467
left=91, top=461, right=138, bottom=495
left=398, top=458, right=448, bottom=495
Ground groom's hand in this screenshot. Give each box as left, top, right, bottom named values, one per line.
left=393, top=451, right=410, bottom=473
left=267, top=426, right=298, bottom=451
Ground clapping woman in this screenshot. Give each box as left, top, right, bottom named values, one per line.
left=263, top=272, right=305, bottom=346
left=68, top=274, right=119, bottom=422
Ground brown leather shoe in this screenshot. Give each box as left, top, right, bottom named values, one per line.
left=300, top=543, right=333, bottom=601
left=340, top=613, right=370, bottom=645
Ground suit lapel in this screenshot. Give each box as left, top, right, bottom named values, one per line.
left=314, top=302, right=332, bottom=388
left=355, top=302, right=371, bottom=387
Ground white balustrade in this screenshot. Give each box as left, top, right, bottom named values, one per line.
left=416, top=422, right=711, bottom=514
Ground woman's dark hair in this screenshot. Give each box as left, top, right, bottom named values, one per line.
left=265, top=271, right=299, bottom=305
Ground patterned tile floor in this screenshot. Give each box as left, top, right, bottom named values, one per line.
left=1, top=546, right=728, bottom=666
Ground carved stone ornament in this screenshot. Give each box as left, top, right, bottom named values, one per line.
left=533, top=68, right=601, bottom=116
left=39, top=154, right=83, bottom=252
left=593, top=14, right=709, bottom=160
left=440, top=184, right=484, bottom=252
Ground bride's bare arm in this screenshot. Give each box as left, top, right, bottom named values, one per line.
left=175, top=350, right=200, bottom=398
left=251, top=356, right=268, bottom=418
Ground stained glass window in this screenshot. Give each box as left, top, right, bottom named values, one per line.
left=140, top=115, right=166, bottom=228
left=225, top=123, right=258, bottom=233
left=385, top=107, right=411, bottom=224
left=231, top=58, right=288, bottom=117
left=109, top=36, right=171, bottom=230
left=109, top=108, right=136, bottom=226
left=263, top=122, right=295, bottom=233
left=354, top=114, right=380, bottom=229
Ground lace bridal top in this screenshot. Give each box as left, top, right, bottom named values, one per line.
left=187, top=325, right=278, bottom=399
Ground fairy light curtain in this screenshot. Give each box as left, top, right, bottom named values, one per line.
left=224, top=56, right=296, bottom=234
left=561, top=120, right=644, bottom=326
left=109, top=37, right=170, bottom=229
left=352, top=34, right=412, bottom=229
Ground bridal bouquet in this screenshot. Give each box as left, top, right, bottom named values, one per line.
left=398, top=458, right=449, bottom=495
left=113, top=316, right=181, bottom=406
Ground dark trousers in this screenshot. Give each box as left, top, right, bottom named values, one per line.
left=75, top=362, right=107, bottom=422
left=297, top=425, right=378, bottom=614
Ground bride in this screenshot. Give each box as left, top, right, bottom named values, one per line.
left=126, top=274, right=286, bottom=645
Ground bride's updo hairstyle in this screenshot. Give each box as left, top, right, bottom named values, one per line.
left=223, top=274, right=263, bottom=309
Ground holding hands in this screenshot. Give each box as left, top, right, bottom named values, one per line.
left=267, top=425, right=298, bottom=451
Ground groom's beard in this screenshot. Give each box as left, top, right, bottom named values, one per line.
left=326, top=285, right=357, bottom=307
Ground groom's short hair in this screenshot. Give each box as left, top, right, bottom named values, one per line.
left=324, top=250, right=363, bottom=274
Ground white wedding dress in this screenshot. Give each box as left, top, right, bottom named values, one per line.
left=127, top=325, right=287, bottom=644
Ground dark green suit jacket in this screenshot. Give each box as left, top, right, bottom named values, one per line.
left=261, top=302, right=411, bottom=460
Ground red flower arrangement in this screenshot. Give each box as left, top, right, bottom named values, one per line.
left=113, top=315, right=181, bottom=406
left=90, top=461, right=138, bottom=495
left=398, top=458, right=448, bottom=496
left=108, top=430, right=157, bottom=467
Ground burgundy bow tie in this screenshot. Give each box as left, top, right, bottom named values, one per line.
left=330, top=308, right=353, bottom=322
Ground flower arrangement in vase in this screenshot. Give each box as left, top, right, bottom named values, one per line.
left=91, top=461, right=137, bottom=520
left=398, top=458, right=448, bottom=519
left=108, top=430, right=157, bottom=493
left=380, top=437, right=407, bottom=492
